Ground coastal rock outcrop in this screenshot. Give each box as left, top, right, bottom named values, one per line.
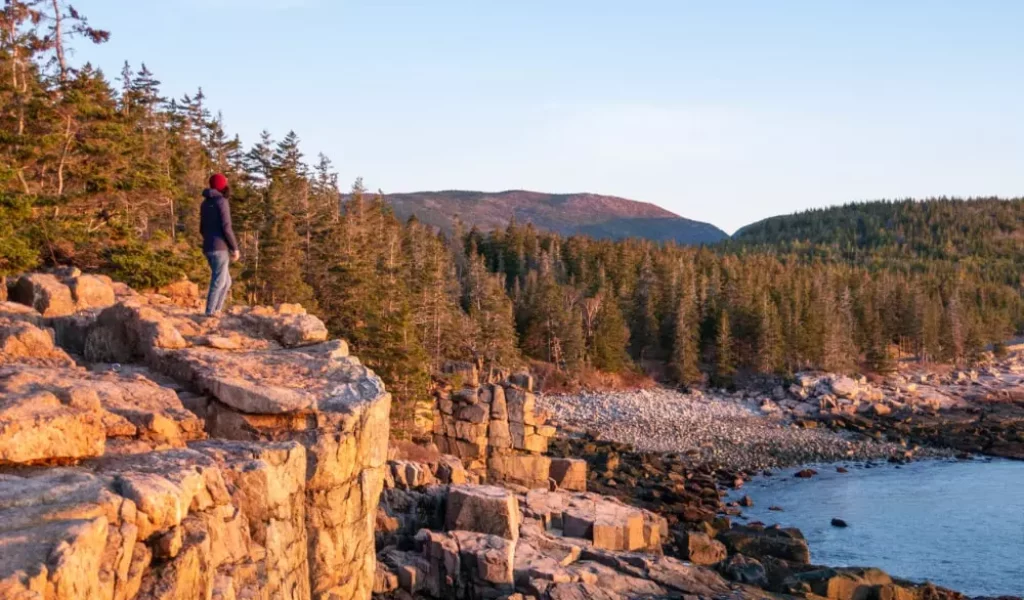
left=0, top=271, right=390, bottom=600
left=374, top=481, right=736, bottom=600
left=432, top=370, right=568, bottom=488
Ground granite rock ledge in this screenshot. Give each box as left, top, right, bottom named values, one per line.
left=0, top=271, right=390, bottom=600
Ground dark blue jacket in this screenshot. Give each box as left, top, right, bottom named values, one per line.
left=200, top=189, right=239, bottom=253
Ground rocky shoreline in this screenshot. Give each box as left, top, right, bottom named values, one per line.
left=2, top=270, right=1019, bottom=600
left=541, top=358, right=1024, bottom=471
left=532, top=361, right=1024, bottom=600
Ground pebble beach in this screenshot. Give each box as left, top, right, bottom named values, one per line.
left=540, top=388, right=951, bottom=471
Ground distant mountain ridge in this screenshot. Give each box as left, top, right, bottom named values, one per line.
left=382, top=190, right=728, bottom=245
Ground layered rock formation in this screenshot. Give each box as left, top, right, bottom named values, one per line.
left=374, top=481, right=732, bottom=600
left=0, top=271, right=390, bottom=600
left=373, top=442, right=973, bottom=600
left=432, top=368, right=585, bottom=491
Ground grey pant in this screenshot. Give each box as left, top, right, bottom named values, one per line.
left=205, top=251, right=232, bottom=315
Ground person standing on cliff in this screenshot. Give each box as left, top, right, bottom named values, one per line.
left=200, top=173, right=240, bottom=316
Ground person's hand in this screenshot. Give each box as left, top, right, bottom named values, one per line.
left=232, top=250, right=241, bottom=263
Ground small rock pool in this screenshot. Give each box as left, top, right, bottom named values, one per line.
left=729, top=458, right=1024, bottom=597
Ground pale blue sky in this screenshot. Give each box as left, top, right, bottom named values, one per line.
left=76, top=1, right=1023, bottom=233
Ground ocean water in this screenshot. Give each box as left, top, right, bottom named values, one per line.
left=731, top=459, right=1024, bottom=597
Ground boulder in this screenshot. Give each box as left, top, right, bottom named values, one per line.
left=516, top=520, right=583, bottom=569
left=226, top=304, right=328, bottom=348
left=408, top=529, right=461, bottom=596
left=445, top=485, right=521, bottom=541
left=0, top=300, right=42, bottom=325
left=9, top=273, right=77, bottom=317
left=719, top=525, right=811, bottom=564
left=453, top=388, right=479, bottom=406
left=562, top=497, right=649, bottom=552
left=67, top=274, right=116, bottom=310
left=0, top=319, right=75, bottom=367
left=154, top=279, right=201, bottom=308
left=389, top=460, right=439, bottom=490
left=680, top=531, right=726, bottom=566
left=784, top=567, right=894, bottom=600
left=871, top=403, right=892, bottom=416
left=796, top=373, right=819, bottom=388
left=830, top=376, right=860, bottom=400
left=522, top=489, right=570, bottom=529
left=436, top=454, right=469, bottom=485
left=84, top=300, right=188, bottom=363
left=452, top=530, right=516, bottom=585
left=487, top=454, right=551, bottom=489
left=722, top=553, right=769, bottom=587
left=640, top=554, right=733, bottom=596
left=373, top=563, right=399, bottom=594
left=0, top=386, right=106, bottom=464
left=549, top=458, right=587, bottom=492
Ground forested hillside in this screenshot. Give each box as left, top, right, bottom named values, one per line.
left=2, top=4, right=1022, bottom=430
left=734, top=198, right=1023, bottom=257
left=732, top=199, right=1024, bottom=284
left=384, top=190, right=729, bottom=245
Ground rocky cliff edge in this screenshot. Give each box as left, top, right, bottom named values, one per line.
left=0, top=271, right=390, bottom=600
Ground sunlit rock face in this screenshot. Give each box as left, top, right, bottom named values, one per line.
left=0, top=271, right=390, bottom=600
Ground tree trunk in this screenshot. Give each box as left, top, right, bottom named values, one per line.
left=51, top=0, right=67, bottom=84
left=56, top=113, right=74, bottom=196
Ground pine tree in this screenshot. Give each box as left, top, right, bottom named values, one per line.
left=258, top=210, right=314, bottom=307
left=819, top=284, right=855, bottom=372
left=463, top=252, right=519, bottom=371
left=862, top=291, right=896, bottom=373
left=406, top=221, right=458, bottom=367
left=714, top=309, right=736, bottom=386
left=755, top=295, right=784, bottom=374
left=917, top=292, right=943, bottom=363
left=39, top=0, right=110, bottom=85
left=941, top=291, right=965, bottom=363
left=670, top=276, right=702, bottom=386
left=629, top=252, right=660, bottom=360
left=590, top=293, right=630, bottom=372
left=521, top=253, right=584, bottom=371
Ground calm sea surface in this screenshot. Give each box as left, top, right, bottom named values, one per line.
left=731, top=459, right=1024, bottom=597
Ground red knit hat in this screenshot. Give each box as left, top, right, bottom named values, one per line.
left=209, top=173, right=229, bottom=192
